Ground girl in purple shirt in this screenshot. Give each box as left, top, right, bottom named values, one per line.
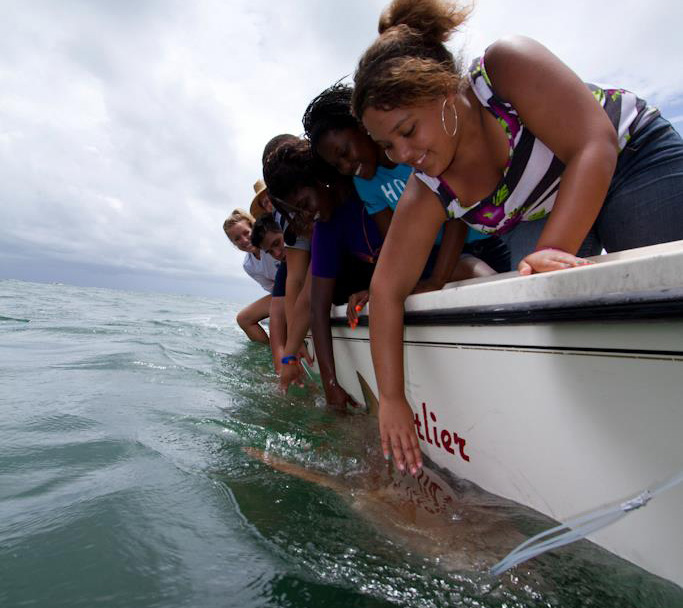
left=264, top=138, right=379, bottom=410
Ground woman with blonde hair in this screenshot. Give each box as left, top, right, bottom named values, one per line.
left=353, top=0, right=683, bottom=473
left=223, top=208, right=280, bottom=345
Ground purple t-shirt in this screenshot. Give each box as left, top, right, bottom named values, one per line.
left=311, top=196, right=383, bottom=278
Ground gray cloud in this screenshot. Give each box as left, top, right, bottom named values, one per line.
left=1, top=0, right=681, bottom=299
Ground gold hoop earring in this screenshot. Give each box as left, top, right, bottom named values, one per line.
left=441, top=98, right=458, bottom=137
left=384, top=148, right=396, bottom=163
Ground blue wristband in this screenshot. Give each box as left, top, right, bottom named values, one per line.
left=281, top=355, right=298, bottom=365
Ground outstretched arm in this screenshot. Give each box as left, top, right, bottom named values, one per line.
left=311, top=276, right=359, bottom=410
left=279, top=263, right=312, bottom=392
left=284, top=248, right=309, bottom=331
left=269, top=296, right=287, bottom=373
left=369, top=177, right=445, bottom=474
left=485, top=36, right=618, bottom=273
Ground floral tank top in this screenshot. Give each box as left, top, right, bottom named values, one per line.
left=414, top=55, right=660, bottom=235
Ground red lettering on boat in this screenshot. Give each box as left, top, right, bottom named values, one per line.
left=414, top=403, right=470, bottom=463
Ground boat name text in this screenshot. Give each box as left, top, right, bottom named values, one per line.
left=414, top=402, right=470, bottom=462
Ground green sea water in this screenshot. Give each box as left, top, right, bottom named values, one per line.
left=1, top=279, right=681, bottom=608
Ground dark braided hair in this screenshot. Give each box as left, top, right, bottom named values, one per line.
left=302, top=82, right=359, bottom=154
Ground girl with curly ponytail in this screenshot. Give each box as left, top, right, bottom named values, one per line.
left=354, top=0, right=683, bottom=473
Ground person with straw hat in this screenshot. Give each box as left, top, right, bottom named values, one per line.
left=249, top=179, right=274, bottom=220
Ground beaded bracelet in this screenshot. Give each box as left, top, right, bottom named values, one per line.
left=281, top=355, right=298, bottom=365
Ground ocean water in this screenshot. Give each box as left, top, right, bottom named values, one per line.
left=1, top=279, right=681, bottom=608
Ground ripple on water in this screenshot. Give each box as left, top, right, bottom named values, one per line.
left=2, top=281, right=682, bottom=608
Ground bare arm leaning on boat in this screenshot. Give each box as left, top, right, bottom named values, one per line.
left=486, top=37, right=617, bottom=272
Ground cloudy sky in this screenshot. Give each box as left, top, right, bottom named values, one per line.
left=1, top=0, right=682, bottom=301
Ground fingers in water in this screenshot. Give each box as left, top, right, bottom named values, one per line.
left=409, top=434, right=423, bottom=472
left=392, top=441, right=405, bottom=472
left=381, top=435, right=391, bottom=461
left=399, top=433, right=420, bottom=475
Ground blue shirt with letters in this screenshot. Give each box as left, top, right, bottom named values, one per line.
left=353, top=163, right=488, bottom=244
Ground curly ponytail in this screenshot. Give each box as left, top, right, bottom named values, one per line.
left=353, top=0, right=471, bottom=119
left=379, top=0, right=467, bottom=41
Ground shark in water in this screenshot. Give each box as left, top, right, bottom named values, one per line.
left=246, top=371, right=529, bottom=573
left=243, top=445, right=524, bottom=574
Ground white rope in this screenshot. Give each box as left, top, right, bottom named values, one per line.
left=490, top=470, right=683, bottom=576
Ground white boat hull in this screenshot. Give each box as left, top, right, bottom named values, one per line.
left=327, top=241, right=683, bottom=588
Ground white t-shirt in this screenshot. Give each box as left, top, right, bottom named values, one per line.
left=243, top=251, right=279, bottom=293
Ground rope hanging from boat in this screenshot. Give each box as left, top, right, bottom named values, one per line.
left=490, top=469, right=683, bottom=576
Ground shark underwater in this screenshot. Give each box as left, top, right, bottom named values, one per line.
left=242, top=374, right=526, bottom=575
left=243, top=444, right=524, bottom=574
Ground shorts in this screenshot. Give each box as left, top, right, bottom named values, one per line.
left=272, top=262, right=287, bottom=298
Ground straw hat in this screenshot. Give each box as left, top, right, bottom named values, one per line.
left=249, top=179, right=269, bottom=219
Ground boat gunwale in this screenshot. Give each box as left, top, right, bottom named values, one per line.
left=330, top=287, right=683, bottom=327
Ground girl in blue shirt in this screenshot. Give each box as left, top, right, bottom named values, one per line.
left=302, top=82, right=510, bottom=319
